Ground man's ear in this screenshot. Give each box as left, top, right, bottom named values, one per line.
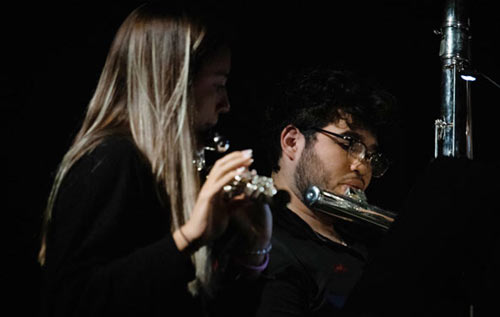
left=280, top=125, right=304, bottom=161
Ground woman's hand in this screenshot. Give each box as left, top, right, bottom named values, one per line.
left=226, top=196, right=273, bottom=266
left=173, top=149, right=254, bottom=252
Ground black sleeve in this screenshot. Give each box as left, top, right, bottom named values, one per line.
left=42, top=138, right=198, bottom=317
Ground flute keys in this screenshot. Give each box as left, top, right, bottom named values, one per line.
left=223, top=170, right=277, bottom=201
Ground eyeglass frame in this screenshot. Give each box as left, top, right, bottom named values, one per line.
left=310, top=127, right=389, bottom=178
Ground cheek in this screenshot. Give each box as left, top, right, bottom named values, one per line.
left=319, top=146, right=349, bottom=172
left=194, top=77, right=214, bottom=102
left=315, top=153, right=342, bottom=185
left=194, top=89, right=216, bottom=115
left=316, top=148, right=352, bottom=191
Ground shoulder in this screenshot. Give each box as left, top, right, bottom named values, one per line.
left=265, top=217, right=312, bottom=277
left=259, top=228, right=318, bottom=308
left=89, top=136, right=146, bottom=169
left=78, top=136, right=149, bottom=177
left=268, top=207, right=320, bottom=268
left=60, top=136, right=153, bottom=199
left=52, top=135, right=167, bottom=247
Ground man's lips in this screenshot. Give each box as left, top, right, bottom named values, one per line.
left=340, top=178, right=365, bottom=190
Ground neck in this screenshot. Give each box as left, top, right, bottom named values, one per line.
left=273, top=172, right=345, bottom=245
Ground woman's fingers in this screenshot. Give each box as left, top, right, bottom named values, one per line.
left=206, top=150, right=253, bottom=184
left=212, top=149, right=253, bottom=169
left=210, top=150, right=252, bottom=172
left=198, top=152, right=250, bottom=201
left=210, top=168, right=246, bottom=194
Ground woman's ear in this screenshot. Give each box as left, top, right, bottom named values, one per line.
left=280, top=125, right=304, bottom=162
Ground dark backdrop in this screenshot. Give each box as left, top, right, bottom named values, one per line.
left=3, top=1, right=499, bottom=315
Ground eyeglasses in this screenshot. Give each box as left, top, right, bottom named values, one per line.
left=312, top=127, right=389, bottom=178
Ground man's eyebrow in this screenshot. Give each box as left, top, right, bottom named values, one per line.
left=341, top=131, right=362, bottom=140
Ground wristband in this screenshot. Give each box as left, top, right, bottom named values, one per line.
left=178, top=227, right=191, bottom=244
left=243, top=243, right=272, bottom=255
left=233, top=253, right=270, bottom=272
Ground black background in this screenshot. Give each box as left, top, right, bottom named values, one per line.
left=3, top=0, right=500, bottom=315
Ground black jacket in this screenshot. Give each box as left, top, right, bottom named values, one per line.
left=41, top=136, right=201, bottom=317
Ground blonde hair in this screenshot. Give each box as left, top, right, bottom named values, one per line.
left=39, top=2, right=227, bottom=295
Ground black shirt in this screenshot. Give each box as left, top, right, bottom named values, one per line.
left=255, top=206, right=369, bottom=317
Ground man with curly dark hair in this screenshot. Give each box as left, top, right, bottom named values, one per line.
left=249, top=67, right=398, bottom=316
left=248, top=67, right=498, bottom=317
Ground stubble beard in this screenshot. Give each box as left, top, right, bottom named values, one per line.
left=293, top=143, right=331, bottom=203
left=294, top=143, right=343, bottom=227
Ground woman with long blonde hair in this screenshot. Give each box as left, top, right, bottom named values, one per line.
left=39, top=2, right=272, bottom=316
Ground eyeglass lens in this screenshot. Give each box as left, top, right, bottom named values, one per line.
left=348, top=142, right=387, bottom=177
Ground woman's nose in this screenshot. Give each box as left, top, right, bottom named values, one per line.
left=218, top=93, right=230, bottom=113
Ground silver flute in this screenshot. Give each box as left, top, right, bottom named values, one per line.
left=195, top=132, right=277, bottom=201
left=303, top=185, right=397, bottom=232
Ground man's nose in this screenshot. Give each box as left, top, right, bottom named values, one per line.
left=349, top=156, right=371, bottom=176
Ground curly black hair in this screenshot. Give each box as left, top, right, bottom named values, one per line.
left=263, top=67, right=398, bottom=173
